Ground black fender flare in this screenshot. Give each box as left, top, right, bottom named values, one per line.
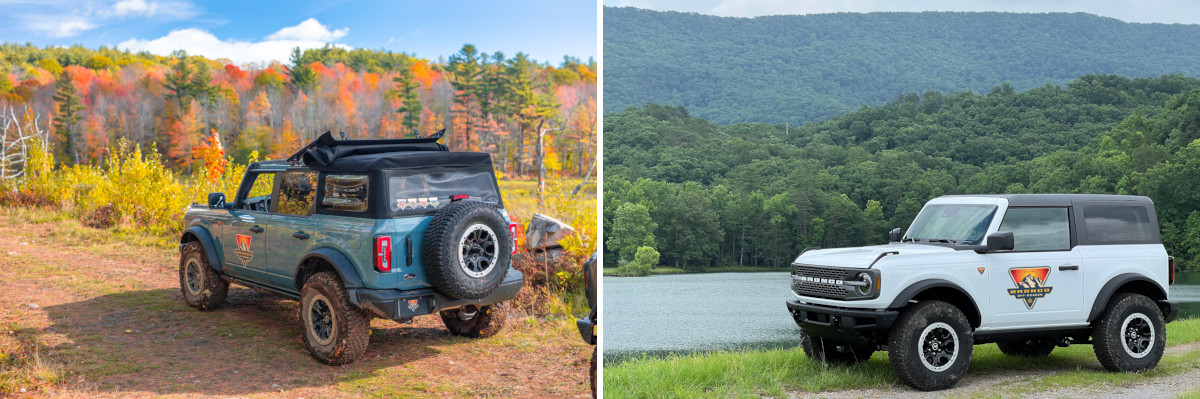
left=180, top=226, right=223, bottom=272
left=294, top=247, right=366, bottom=292
left=1086, top=273, right=1168, bottom=323
left=888, top=278, right=982, bottom=327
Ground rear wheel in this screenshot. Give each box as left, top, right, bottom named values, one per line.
left=799, top=332, right=873, bottom=365
left=178, top=241, right=228, bottom=310
left=300, top=272, right=371, bottom=365
left=888, top=300, right=973, bottom=391
left=996, top=339, right=1056, bottom=357
left=1093, top=293, right=1165, bottom=372
left=440, top=304, right=507, bottom=338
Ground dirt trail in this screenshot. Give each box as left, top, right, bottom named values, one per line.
left=0, top=213, right=590, bottom=398
left=794, top=341, right=1200, bottom=399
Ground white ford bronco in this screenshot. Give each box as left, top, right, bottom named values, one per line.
left=786, top=194, right=1179, bottom=391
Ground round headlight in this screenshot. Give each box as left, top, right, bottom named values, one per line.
left=855, top=272, right=873, bottom=295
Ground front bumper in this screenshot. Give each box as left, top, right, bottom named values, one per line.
left=577, top=315, right=596, bottom=345
left=349, top=269, right=524, bottom=321
left=1163, top=300, right=1180, bottom=323
left=786, top=299, right=898, bottom=341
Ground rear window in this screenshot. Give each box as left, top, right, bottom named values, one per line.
left=1083, top=205, right=1156, bottom=244
left=389, top=171, right=500, bottom=213
left=322, top=174, right=368, bottom=212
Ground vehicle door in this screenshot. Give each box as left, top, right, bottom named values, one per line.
left=986, top=206, right=1085, bottom=328
left=263, top=170, right=319, bottom=290
left=222, top=171, right=275, bottom=283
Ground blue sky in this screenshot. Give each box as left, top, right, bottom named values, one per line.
left=1, top=0, right=597, bottom=65
left=604, top=0, right=1200, bottom=24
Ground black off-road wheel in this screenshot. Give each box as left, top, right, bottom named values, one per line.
left=440, top=304, right=507, bottom=338
left=996, top=339, right=1056, bottom=357
left=179, top=241, right=228, bottom=310
left=300, top=272, right=371, bottom=365
left=422, top=200, right=512, bottom=300
left=590, top=347, right=597, bottom=398
left=799, top=332, right=873, bottom=365
left=1093, top=293, right=1166, bottom=373
left=888, top=300, right=974, bottom=391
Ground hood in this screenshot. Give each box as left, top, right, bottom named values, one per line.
left=794, top=243, right=956, bottom=269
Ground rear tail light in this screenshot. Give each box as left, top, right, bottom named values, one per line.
left=508, top=217, right=518, bottom=255
left=1169, top=256, right=1175, bottom=285
left=375, top=235, right=392, bottom=272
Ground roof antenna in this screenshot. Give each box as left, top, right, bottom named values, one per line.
left=339, top=132, right=347, bottom=140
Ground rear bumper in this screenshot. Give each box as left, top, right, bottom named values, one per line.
left=786, top=299, right=898, bottom=342
left=1162, top=300, right=1179, bottom=323
left=349, top=269, right=524, bottom=321
left=577, top=314, right=596, bottom=345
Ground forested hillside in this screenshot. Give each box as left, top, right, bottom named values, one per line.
left=604, top=75, right=1200, bottom=272
left=604, top=7, right=1200, bottom=124
left=0, top=43, right=596, bottom=177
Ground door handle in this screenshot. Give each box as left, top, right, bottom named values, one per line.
left=1059, top=265, right=1080, bottom=271
left=293, top=232, right=310, bottom=240
left=249, top=226, right=264, bottom=233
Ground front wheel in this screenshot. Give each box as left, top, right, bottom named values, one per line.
left=300, top=272, right=371, bottom=365
left=1093, top=293, right=1165, bottom=372
left=440, top=304, right=507, bottom=338
left=887, top=300, right=974, bottom=391
left=179, top=241, right=228, bottom=310
left=799, top=333, right=873, bottom=365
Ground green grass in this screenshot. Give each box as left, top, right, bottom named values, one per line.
left=604, top=317, right=1200, bottom=399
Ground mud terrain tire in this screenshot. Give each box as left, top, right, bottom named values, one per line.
left=179, top=241, right=228, bottom=310
left=590, top=346, right=597, bottom=398
left=300, top=272, right=371, bottom=365
left=996, top=339, right=1056, bottom=357
left=423, top=200, right=512, bottom=300
left=440, top=304, right=507, bottom=338
left=799, top=332, right=873, bottom=365
left=1093, top=293, right=1165, bottom=373
left=888, top=300, right=973, bottom=391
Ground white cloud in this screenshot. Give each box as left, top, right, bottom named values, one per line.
left=118, top=19, right=351, bottom=65
left=265, top=17, right=348, bottom=42
left=111, top=0, right=158, bottom=17
left=54, top=19, right=97, bottom=37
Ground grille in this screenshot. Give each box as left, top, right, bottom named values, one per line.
left=792, top=264, right=852, bottom=299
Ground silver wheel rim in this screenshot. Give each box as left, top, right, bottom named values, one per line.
left=184, top=258, right=203, bottom=296
left=458, top=224, right=498, bottom=278
left=1120, top=312, right=1154, bottom=359
left=306, top=293, right=337, bottom=346
left=919, top=322, right=960, bottom=372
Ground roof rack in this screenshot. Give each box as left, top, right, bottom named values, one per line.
left=287, top=129, right=447, bottom=167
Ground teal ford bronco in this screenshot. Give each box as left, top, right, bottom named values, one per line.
left=178, top=131, right=523, bottom=364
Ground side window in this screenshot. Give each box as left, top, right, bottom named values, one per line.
left=1083, top=205, right=1155, bottom=244
left=277, top=171, right=317, bottom=216
left=240, top=172, right=275, bottom=212
left=998, top=207, right=1071, bottom=251
left=323, top=174, right=369, bottom=212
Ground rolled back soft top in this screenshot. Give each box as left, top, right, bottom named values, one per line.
left=289, top=130, right=449, bottom=167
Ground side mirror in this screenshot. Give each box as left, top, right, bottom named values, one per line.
left=889, top=228, right=903, bottom=242
left=986, top=231, right=1015, bottom=252
left=208, top=192, right=226, bottom=209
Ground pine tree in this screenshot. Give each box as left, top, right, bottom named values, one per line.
left=392, top=65, right=423, bottom=136
left=287, top=47, right=317, bottom=94
left=52, top=70, right=84, bottom=164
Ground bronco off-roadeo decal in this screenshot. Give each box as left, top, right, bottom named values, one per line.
left=1007, top=267, right=1053, bottom=309
left=235, top=234, right=254, bottom=267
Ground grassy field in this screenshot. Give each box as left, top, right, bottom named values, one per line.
left=603, top=317, right=1200, bottom=398
left=0, top=180, right=596, bottom=397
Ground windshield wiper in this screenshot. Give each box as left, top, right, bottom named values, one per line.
left=925, top=238, right=955, bottom=244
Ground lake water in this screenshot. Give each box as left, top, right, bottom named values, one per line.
left=603, top=271, right=1200, bottom=362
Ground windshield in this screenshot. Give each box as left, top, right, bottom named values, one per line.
left=905, top=204, right=997, bottom=245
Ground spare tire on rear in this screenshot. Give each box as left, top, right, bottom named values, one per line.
left=422, top=200, right=512, bottom=299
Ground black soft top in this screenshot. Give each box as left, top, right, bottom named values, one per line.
left=288, top=130, right=495, bottom=172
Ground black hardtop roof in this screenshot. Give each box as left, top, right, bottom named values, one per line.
left=937, top=194, right=1153, bottom=207
left=269, top=130, right=496, bottom=172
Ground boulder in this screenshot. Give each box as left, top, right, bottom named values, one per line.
left=524, top=213, right=575, bottom=257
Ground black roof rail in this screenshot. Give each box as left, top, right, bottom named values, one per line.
left=287, top=129, right=447, bottom=166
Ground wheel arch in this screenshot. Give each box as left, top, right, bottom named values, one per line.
left=888, top=279, right=982, bottom=328
left=180, top=226, right=223, bottom=272
left=1087, top=273, right=1169, bottom=323
left=294, top=247, right=366, bottom=294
